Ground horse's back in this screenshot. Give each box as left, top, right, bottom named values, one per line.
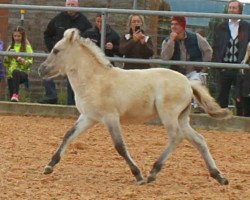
left=107, top=67, right=193, bottom=123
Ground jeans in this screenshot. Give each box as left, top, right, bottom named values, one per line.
left=43, top=79, right=57, bottom=100
left=66, top=78, right=75, bottom=105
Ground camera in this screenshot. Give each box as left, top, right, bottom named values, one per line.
left=135, top=26, right=141, bottom=32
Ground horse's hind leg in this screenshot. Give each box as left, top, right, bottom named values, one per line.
left=179, top=111, right=229, bottom=185
left=103, top=117, right=145, bottom=185
left=147, top=120, right=183, bottom=183
left=44, top=114, right=96, bottom=174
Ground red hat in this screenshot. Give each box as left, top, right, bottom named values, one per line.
left=171, top=16, right=186, bottom=29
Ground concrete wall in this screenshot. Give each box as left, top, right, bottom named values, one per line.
left=0, top=101, right=250, bottom=132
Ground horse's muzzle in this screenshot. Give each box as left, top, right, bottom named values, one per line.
left=38, top=63, right=49, bottom=78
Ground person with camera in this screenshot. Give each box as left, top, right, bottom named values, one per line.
left=119, top=14, right=154, bottom=69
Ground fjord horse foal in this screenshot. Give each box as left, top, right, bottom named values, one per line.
left=39, top=28, right=231, bottom=185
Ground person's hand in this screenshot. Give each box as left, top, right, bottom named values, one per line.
left=17, top=57, right=28, bottom=65
left=133, top=31, right=140, bottom=42
left=105, top=42, right=113, bottom=50
left=133, top=31, right=145, bottom=44
left=170, top=32, right=178, bottom=41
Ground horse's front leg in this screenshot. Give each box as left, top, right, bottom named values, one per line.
left=44, top=114, right=96, bottom=174
left=104, top=117, right=145, bottom=185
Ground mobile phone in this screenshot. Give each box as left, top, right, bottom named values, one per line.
left=135, top=26, right=141, bottom=32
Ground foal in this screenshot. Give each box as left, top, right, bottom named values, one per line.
left=39, top=28, right=231, bottom=185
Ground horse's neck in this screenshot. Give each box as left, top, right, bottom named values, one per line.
left=66, top=61, right=110, bottom=95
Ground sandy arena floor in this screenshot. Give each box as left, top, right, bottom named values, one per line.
left=0, top=115, right=249, bottom=200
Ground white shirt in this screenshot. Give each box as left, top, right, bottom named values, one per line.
left=228, top=19, right=240, bottom=39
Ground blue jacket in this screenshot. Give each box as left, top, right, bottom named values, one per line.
left=170, top=31, right=202, bottom=74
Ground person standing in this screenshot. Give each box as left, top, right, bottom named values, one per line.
left=39, top=0, right=92, bottom=105
left=82, top=13, right=120, bottom=59
left=161, top=16, right=212, bottom=83
left=119, top=14, right=154, bottom=69
left=0, top=33, right=4, bottom=99
left=213, top=0, right=250, bottom=115
left=237, top=42, right=250, bottom=117
left=3, top=26, right=33, bottom=102
left=0, top=33, right=4, bottom=81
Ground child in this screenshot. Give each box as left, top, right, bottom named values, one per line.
left=0, top=33, right=4, bottom=81
left=3, top=26, right=33, bottom=102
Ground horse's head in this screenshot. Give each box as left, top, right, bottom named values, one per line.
left=38, top=28, right=81, bottom=79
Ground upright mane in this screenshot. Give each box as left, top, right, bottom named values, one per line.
left=64, top=28, right=112, bottom=68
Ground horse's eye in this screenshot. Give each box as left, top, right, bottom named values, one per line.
left=53, top=49, right=59, bottom=54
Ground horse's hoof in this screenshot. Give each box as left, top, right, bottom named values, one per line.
left=147, top=175, right=156, bottom=183
left=211, top=171, right=229, bottom=185
left=137, top=179, right=146, bottom=185
left=44, top=165, right=53, bottom=174
left=218, top=177, right=229, bottom=185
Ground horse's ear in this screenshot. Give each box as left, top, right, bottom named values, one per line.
left=64, top=28, right=80, bottom=43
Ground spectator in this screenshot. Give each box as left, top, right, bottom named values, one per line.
left=119, top=14, right=154, bottom=69
left=39, top=0, right=92, bottom=105
left=0, top=33, right=4, bottom=81
left=82, top=13, right=121, bottom=60
left=237, top=42, right=250, bottom=117
left=161, top=16, right=212, bottom=84
left=0, top=33, right=5, bottom=99
left=3, top=26, right=33, bottom=102
left=213, top=0, right=250, bottom=115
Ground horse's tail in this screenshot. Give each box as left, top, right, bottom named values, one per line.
left=190, top=81, right=232, bottom=119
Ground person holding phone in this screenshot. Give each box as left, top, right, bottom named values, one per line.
left=119, top=14, right=154, bottom=69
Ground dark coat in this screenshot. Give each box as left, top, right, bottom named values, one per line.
left=119, top=31, right=154, bottom=69
left=213, top=20, right=250, bottom=63
left=82, top=25, right=121, bottom=57
left=44, top=12, right=92, bottom=52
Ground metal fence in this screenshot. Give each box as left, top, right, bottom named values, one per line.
left=0, top=3, right=250, bottom=69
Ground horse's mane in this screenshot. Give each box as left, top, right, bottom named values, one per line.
left=64, top=28, right=112, bottom=68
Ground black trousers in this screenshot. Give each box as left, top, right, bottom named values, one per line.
left=7, top=69, right=28, bottom=98
left=242, top=97, right=250, bottom=117
left=217, top=69, right=243, bottom=116
left=217, top=69, right=237, bottom=108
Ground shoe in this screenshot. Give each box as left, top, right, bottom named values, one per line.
left=11, top=93, right=19, bottom=102
left=37, top=97, right=58, bottom=104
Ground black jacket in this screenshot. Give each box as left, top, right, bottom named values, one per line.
left=44, top=12, right=92, bottom=52
left=213, top=20, right=250, bottom=63
left=82, top=25, right=121, bottom=57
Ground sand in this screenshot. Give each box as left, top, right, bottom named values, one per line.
left=0, top=115, right=249, bottom=200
